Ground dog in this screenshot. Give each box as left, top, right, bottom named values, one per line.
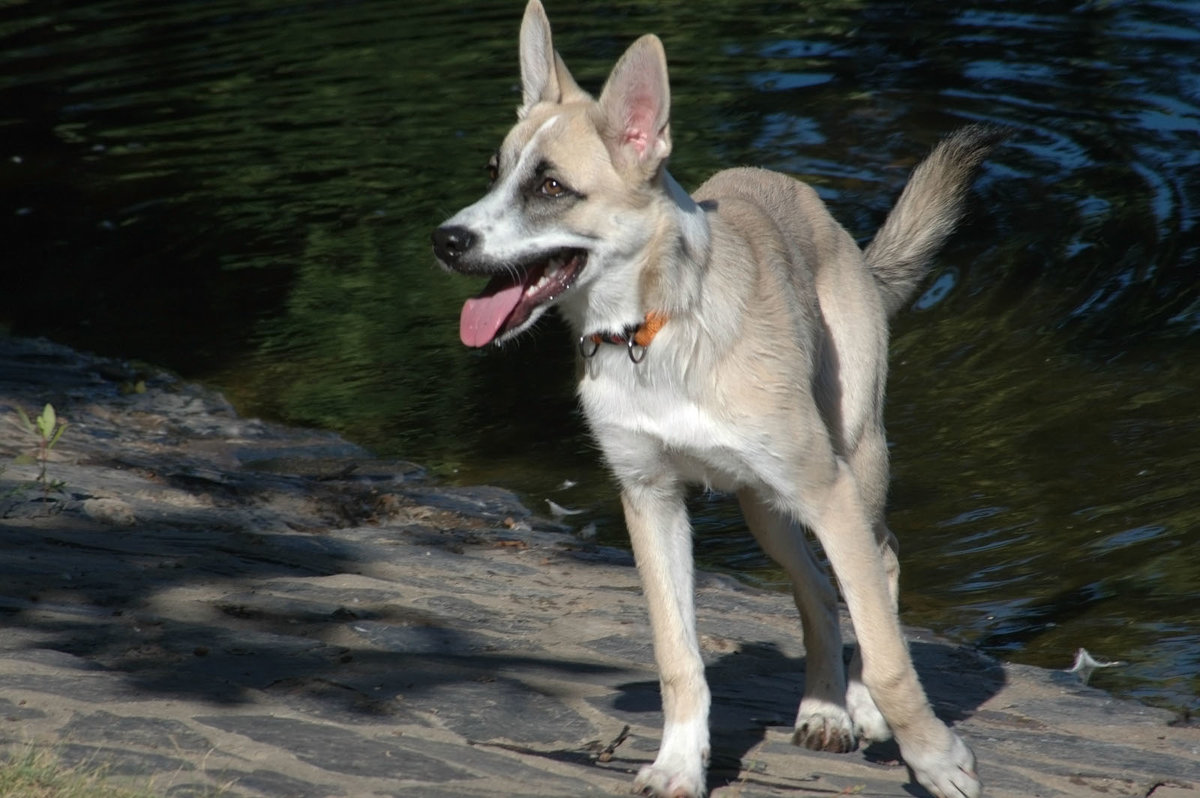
left=433, top=3, right=1002, bottom=796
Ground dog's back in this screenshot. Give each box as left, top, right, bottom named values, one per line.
left=690, top=167, right=886, bottom=464
left=689, top=126, right=1005, bottom=459
left=697, top=124, right=1007, bottom=334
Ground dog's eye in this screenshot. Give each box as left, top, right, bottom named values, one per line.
left=540, top=177, right=566, bottom=197
left=486, top=162, right=499, bottom=184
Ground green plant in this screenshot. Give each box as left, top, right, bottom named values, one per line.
left=13, top=403, right=67, bottom=499
left=0, top=745, right=166, bottom=798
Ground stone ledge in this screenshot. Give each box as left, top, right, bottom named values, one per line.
left=0, top=336, right=1196, bottom=797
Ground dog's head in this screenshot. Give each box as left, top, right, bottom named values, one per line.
left=432, top=0, right=674, bottom=348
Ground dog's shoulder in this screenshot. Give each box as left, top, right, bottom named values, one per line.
left=693, top=167, right=825, bottom=219
left=695, top=166, right=864, bottom=282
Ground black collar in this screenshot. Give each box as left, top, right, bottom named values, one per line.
left=578, top=311, right=669, bottom=364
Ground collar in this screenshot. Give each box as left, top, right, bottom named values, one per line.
left=578, top=310, right=669, bottom=364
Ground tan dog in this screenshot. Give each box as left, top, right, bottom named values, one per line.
left=433, top=3, right=1002, bottom=796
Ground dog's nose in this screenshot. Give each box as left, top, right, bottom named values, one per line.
left=432, top=225, right=475, bottom=264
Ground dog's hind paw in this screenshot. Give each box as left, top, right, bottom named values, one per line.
left=846, top=678, right=892, bottom=742
left=903, top=731, right=980, bottom=798
left=633, top=763, right=706, bottom=798
left=792, top=701, right=857, bottom=753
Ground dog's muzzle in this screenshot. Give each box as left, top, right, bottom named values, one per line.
left=434, top=225, right=590, bottom=347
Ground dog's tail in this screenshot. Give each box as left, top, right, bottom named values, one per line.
left=864, top=124, right=1008, bottom=317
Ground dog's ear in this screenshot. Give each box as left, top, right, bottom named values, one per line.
left=519, top=0, right=586, bottom=116
left=597, top=34, right=672, bottom=176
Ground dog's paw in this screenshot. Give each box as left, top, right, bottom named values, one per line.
left=902, top=731, right=980, bottom=798
left=633, top=763, right=706, bottom=798
left=792, top=699, right=857, bottom=753
left=846, top=678, right=892, bottom=742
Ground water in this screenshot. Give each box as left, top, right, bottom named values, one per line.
left=1, top=0, right=1197, bottom=715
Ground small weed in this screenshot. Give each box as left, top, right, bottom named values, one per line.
left=0, top=746, right=157, bottom=798
left=0, top=744, right=235, bottom=798
left=12, top=403, right=67, bottom=502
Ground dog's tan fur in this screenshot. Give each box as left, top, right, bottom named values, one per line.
left=433, top=4, right=1003, bottom=796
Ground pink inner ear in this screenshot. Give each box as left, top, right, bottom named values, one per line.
left=623, top=128, right=651, bottom=157
left=623, top=90, right=660, bottom=158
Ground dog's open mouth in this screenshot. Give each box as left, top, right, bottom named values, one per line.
left=459, top=249, right=587, bottom=347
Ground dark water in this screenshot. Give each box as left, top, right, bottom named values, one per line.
left=1, top=1, right=1197, bottom=714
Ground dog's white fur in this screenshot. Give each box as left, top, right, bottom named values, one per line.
left=433, top=4, right=1002, bottom=796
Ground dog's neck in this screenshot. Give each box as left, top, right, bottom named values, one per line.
left=653, top=171, right=712, bottom=312
left=563, top=170, right=711, bottom=347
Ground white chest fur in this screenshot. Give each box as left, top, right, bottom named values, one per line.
left=577, top=347, right=786, bottom=493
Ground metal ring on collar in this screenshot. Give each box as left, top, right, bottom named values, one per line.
left=627, top=338, right=647, bottom=364
left=578, top=335, right=600, bottom=358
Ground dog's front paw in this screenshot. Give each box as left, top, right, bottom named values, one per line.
left=634, top=718, right=709, bottom=797
left=902, top=730, right=980, bottom=798
left=633, top=762, right=706, bottom=798
left=792, top=699, right=857, bottom=753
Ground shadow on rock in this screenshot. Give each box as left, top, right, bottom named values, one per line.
left=603, top=639, right=1005, bottom=795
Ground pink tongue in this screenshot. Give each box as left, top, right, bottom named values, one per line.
left=460, top=282, right=525, bottom=347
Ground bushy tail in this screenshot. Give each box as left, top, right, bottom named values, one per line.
left=865, top=124, right=1009, bottom=317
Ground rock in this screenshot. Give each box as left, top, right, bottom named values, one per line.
left=0, top=335, right=1196, bottom=797
left=81, top=497, right=137, bottom=526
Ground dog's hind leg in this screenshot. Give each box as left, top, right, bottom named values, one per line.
left=844, top=522, right=899, bottom=742
left=737, top=489, right=856, bottom=753
left=789, top=459, right=979, bottom=798
left=621, top=480, right=711, bottom=798
left=842, top=429, right=898, bottom=743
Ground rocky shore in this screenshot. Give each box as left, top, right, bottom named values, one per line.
left=0, top=336, right=1195, bottom=797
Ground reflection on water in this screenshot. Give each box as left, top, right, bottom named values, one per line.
left=0, top=1, right=1196, bottom=713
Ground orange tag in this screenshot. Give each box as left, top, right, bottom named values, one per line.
left=634, top=310, right=668, bottom=348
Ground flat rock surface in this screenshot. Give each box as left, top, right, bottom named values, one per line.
left=0, top=336, right=1195, bottom=797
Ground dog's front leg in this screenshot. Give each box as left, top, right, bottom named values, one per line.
left=621, top=481, right=711, bottom=798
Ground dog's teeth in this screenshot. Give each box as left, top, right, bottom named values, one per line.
left=524, top=253, right=573, bottom=298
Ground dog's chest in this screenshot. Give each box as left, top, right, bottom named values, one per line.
left=578, top=355, right=774, bottom=489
